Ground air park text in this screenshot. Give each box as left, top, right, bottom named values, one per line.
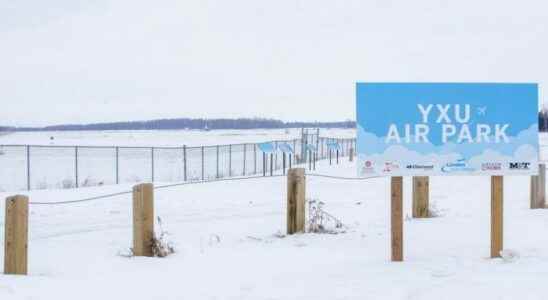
left=385, top=104, right=509, bottom=144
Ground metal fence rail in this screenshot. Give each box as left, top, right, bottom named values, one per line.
left=0, top=137, right=356, bottom=192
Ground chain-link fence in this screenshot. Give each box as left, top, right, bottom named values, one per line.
left=0, top=137, right=356, bottom=192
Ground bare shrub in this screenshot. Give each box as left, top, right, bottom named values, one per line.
left=427, top=201, right=444, bottom=218
left=151, top=217, right=175, bottom=257
left=307, top=198, right=345, bottom=234
left=119, top=216, right=175, bottom=258
left=61, top=179, right=76, bottom=189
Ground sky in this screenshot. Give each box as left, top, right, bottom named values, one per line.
left=1, top=0, right=548, bottom=127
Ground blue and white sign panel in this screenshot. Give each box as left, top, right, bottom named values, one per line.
left=356, top=83, right=539, bottom=176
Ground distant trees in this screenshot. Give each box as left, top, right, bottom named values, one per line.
left=540, top=110, right=548, bottom=132
left=6, top=112, right=548, bottom=132
left=11, top=118, right=356, bottom=131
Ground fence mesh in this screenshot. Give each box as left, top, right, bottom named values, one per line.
left=0, top=137, right=355, bottom=191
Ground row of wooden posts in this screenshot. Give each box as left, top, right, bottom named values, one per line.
left=286, top=164, right=547, bottom=262
left=3, top=164, right=546, bottom=274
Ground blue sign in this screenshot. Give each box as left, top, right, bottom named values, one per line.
left=278, top=143, right=294, bottom=153
left=356, top=83, right=539, bottom=176
left=326, top=141, right=341, bottom=151
left=258, top=142, right=275, bottom=153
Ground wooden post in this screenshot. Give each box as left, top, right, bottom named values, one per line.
left=287, top=168, right=306, bottom=234
left=391, top=177, right=403, bottom=261
left=133, top=183, right=154, bottom=257
left=530, top=164, right=546, bottom=209
left=4, top=195, right=29, bottom=275
left=491, top=176, right=503, bottom=258
left=412, top=176, right=429, bottom=218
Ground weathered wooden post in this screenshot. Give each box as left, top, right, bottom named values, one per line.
left=412, top=176, right=429, bottom=218
left=491, top=176, right=503, bottom=258
left=287, top=168, right=306, bottom=234
left=391, top=177, right=403, bottom=261
left=133, top=183, right=154, bottom=257
left=4, top=195, right=29, bottom=275
left=530, top=164, right=546, bottom=209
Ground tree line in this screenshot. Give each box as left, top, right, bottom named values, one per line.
left=1, top=118, right=356, bottom=132
left=3, top=112, right=548, bottom=132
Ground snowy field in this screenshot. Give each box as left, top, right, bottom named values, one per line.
left=1, top=158, right=548, bottom=299
left=0, top=128, right=356, bottom=147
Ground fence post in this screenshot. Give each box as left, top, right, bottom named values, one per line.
left=183, top=146, right=187, bottom=182
left=26, top=145, right=30, bottom=191
left=530, top=164, right=546, bottom=209
left=116, top=147, right=120, bottom=184
left=412, top=176, right=429, bottom=218
left=289, top=153, right=292, bottom=169
left=254, top=144, right=257, bottom=175
left=75, top=146, right=79, bottom=188
left=201, top=146, right=204, bottom=181
left=133, top=183, right=154, bottom=257
left=4, top=195, right=28, bottom=275
left=262, top=152, right=266, bottom=176
left=287, top=168, right=306, bottom=234
left=216, top=145, right=219, bottom=179
left=308, top=150, right=312, bottom=170
left=349, top=148, right=354, bottom=162
left=293, top=140, right=297, bottom=162
left=491, top=176, right=503, bottom=258
left=243, top=144, right=246, bottom=176
left=336, top=149, right=339, bottom=164
left=270, top=153, right=274, bottom=176
left=391, top=176, right=403, bottom=261
left=151, top=147, right=155, bottom=182
left=274, top=141, right=278, bottom=171
left=283, top=152, right=286, bottom=175
left=229, top=144, right=232, bottom=177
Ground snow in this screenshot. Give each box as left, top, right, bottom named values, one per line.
left=0, top=128, right=356, bottom=147
left=1, top=156, right=548, bottom=299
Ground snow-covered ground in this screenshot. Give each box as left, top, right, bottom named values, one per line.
left=0, top=128, right=356, bottom=147
left=1, top=157, right=547, bottom=299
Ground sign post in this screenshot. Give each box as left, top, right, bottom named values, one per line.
left=356, top=83, right=539, bottom=260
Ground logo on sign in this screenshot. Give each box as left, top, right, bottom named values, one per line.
left=481, top=163, right=502, bottom=171
left=362, top=161, right=375, bottom=174
left=383, top=162, right=400, bottom=173
left=406, top=164, right=434, bottom=170
left=509, top=162, right=531, bottom=170
left=441, top=159, right=475, bottom=173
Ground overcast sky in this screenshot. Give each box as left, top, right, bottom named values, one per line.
left=2, top=0, right=548, bottom=127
